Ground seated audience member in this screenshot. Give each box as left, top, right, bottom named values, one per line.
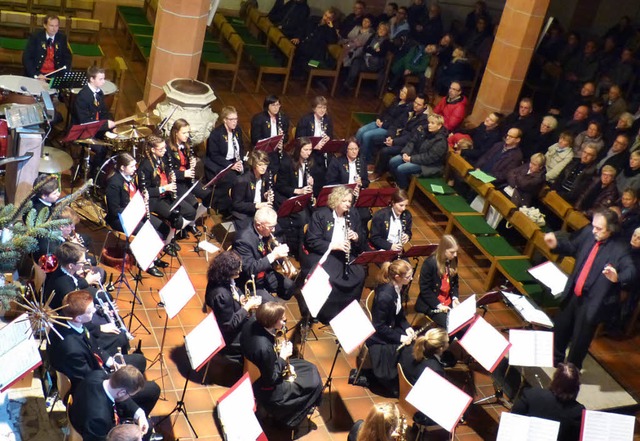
left=406, top=0, right=427, bottom=41
left=561, top=104, right=590, bottom=137
left=605, top=84, right=628, bottom=125
left=604, top=112, right=635, bottom=146
left=342, top=22, right=392, bottom=93
left=616, top=188, right=640, bottom=240
left=356, top=84, right=415, bottom=164
left=204, top=250, right=271, bottom=358
left=504, top=153, right=546, bottom=207
left=597, top=134, right=631, bottom=174
left=465, top=1, right=493, bottom=34
left=69, top=365, right=161, bottom=441
left=616, top=150, right=640, bottom=193
left=589, top=97, right=607, bottom=128
left=575, top=166, right=619, bottom=216
left=512, top=363, right=585, bottom=441
left=554, top=81, right=595, bottom=120
left=348, top=402, right=403, bottom=441
left=448, top=134, right=473, bottom=154
left=545, top=132, right=575, bottom=183
left=369, top=189, right=412, bottom=251
left=433, top=80, right=468, bottom=132
left=341, top=14, right=374, bottom=68
left=389, top=113, right=448, bottom=189
left=502, top=98, right=538, bottom=148
left=378, top=2, right=398, bottom=24
left=389, top=6, right=409, bottom=43
left=291, top=8, right=340, bottom=76
left=268, top=0, right=310, bottom=40
left=434, top=47, right=474, bottom=96
left=371, top=94, right=429, bottom=181
left=561, top=39, right=599, bottom=94
left=599, top=48, right=635, bottom=94
left=527, top=115, right=558, bottom=160
left=398, top=327, right=450, bottom=384
left=459, top=112, right=504, bottom=164
left=387, top=42, right=435, bottom=92
left=552, top=144, right=598, bottom=203
left=464, top=15, right=492, bottom=60
left=475, top=128, right=524, bottom=186
left=573, top=121, right=604, bottom=157
left=339, top=0, right=367, bottom=39
left=411, top=3, right=443, bottom=46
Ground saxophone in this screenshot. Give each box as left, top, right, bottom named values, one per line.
left=343, top=211, right=351, bottom=278
left=268, top=234, right=298, bottom=279
left=274, top=326, right=297, bottom=382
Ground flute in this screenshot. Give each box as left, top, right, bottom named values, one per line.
left=396, top=322, right=432, bottom=352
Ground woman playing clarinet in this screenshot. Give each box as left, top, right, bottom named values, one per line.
left=231, top=150, right=273, bottom=230
left=240, top=302, right=323, bottom=429
left=363, top=259, right=415, bottom=395
left=415, top=234, right=459, bottom=328
left=303, top=185, right=366, bottom=324
left=250, top=95, right=290, bottom=174
left=369, top=188, right=413, bottom=251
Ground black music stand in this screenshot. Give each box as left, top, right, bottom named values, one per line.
left=49, top=70, right=87, bottom=89
left=318, top=139, right=348, bottom=155
left=354, top=187, right=397, bottom=208
left=277, top=193, right=312, bottom=218
left=476, top=290, right=503, bottom=317
left=350, top=249, right=400, bottom=265
left=204, top=162, right=235, bottom=220
left=323, top=338, right=342, bottom=420
left=315, top=183, right=357, bottom=207
left=254, top=134, right=283, bottom=153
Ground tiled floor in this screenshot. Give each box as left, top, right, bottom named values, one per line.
left=24, top=24, right=640, bottom=440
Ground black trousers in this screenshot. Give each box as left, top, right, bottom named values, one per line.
left=553, top=294, right=599, bottom=369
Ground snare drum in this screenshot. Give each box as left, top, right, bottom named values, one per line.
left=105, top=131, right=132, bottom=154
left=0, top=75, right=51, bottom=105
left=70, top=80, right=117, bottom=96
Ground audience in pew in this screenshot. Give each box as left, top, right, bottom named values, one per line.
left=502, top=98, right=539, bottom=150
left=552, top=144, right=599, bottom=204
left=616, top=150, right=640, bottom=193
left=504, top=153, right=547, bottom=208
left=545, top=132, right=576, bottom=183
left=573, top=121, right=605, bottom=157
left=527, top=115, right=559, bottom=160
left=475, top=127, right=524, bottom=187
left=457, top=111, right=504, bottom=164
left=575, top=165, right=619, bottom=216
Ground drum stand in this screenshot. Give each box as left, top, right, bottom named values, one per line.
left=70, top=143, right=106, bottom=227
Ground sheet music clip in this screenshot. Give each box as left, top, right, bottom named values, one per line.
left=316, top=183, right=357, bottom=207
left=350, top=249, right=400, bottom=265
left=277, top=193, right=312, bottom=217
left=203, top=162, right=235, bottom=190
left=254, top=134, right=284, bottom=153
left=63, top=120, right=104, bottom=143
left=355, top=187, right=397, bottom=208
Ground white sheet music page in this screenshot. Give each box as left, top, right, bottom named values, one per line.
left=329, top=300, right=375, bottom=354
left=159, top=266, right=196, bottom=319
left=459, top=316, right=510, bottom=373
left=509, top=329, right=554, bottom=367
left=502, top=291, right=554, bottom=328
left=129, top=220, right=164, bottom=270
left=185, top=312, right=225, bottom=372
left=580, top=410, right=635, bottom=441
left=497, top=412, right=559, bottom=441
left=407, top=367, right=472, bottom=432
left=0, top=314, right=42, bottom=392
left=528, top=261, right=568, bottom=297
left=301, top=264, right=332, bottom=318
left=217, top=374, right=264, bottom=440
left=447, top=294, right=476, bottom=335
left=118, top=190, right=145, bottom=237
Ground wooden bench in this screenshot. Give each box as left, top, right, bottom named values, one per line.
left=244, top=26, right=294, bottom=94
left=305, top=43, right=343, bottom=97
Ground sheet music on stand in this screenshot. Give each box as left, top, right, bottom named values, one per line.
left=508, top=329, right=554, bottom=368
left=502, top=291, right=554, bottom=328
left=459, top=316, right=511, bottom=373
left=49, top=70, right=87, bottom=89
left=301, top=264, right=332, bottom=318
left=185, top=312, right=225, bottom=372
left=528, top=261, right=568, bottom=298
left=329, top=300, right=375, bottom=354
left=497, top=412, right=560, bottom=441
left=159, top=266, right=196, bottom=320
left=407, top=367, right=472, bottom=432
left=217, top=373, right=265, bottom=441
left=129, top=220, right=164, bottom=271
left=0, top=313, right=42, bottom=392
left=580, top=410, right=635, bottom=441
left=447, top=294, right=476, bottom=335
left=119, top=190, right=145, bottom=237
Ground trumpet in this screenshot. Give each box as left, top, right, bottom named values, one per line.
left=95, top=289, right=134, bottom=341
left=269, top=234, right=298, bottom=279
left=244, top=274, right=257, bottom=298
left=65, top=230, right=85, bottom=246
left=274, top=326, right=297, bottom=383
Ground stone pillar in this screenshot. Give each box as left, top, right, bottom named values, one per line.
left=142, top=0, right=211, bottom=107
left=469, top=0, right=550, bottom=125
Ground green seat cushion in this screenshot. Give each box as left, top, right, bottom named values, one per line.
left=476, top=236, right=521, bottom=257
left=0, top=37, right=27, bottom=51
left=233, top=28, right=263, bottom=46
left=225, top=16, right=247, bottom=27
left=134, top=35, right=152, bottom=48
left=244, top=45, right=270, bottom=59
left=128, top=24, right=154, bottom=36
left=70, top=43, right=103, bottom=57
left=434, top=194, right=476, bottom=213
left=117, top=6, right=145, bottom=16
left=123, top=14, right=151, bottom=26
left=202, top=41, right=222, bottom=53
left=352, top=112, right=376, bottom=126
left=202, top=51, right=230, bottom=64
left=417, top=177, right=455, bottom=195
left=522, top=283, right=562, bottom=308
left=499, top=259, right=535, bottom=283
left=455, top=214, right=498, bottom=235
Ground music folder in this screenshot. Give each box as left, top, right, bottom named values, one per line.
left=0, top=313, right=42, bottom=392
left=355, top=187, right=397, bottom=208
left=185, top=312, right=225, bottom=372
left=63, top=120, right=104, bottom=142
left=329, top=300, right=375, bottom=354
left=277, top=193, right=312, bottom=217
left=316, top=183, right=357, bottom=207
left=446, top=294, right=476, bottom=336
left=401, top=244, right=438, bottom=259
left=508, top=329, right=554, bottom=368
left=350, top=249, right=400, bottom=265
left=159, top=266, right=196, bottom=320
left=129, top=219, right=164, bottom=271
left=217, top=373, right=266, bottom=441
left=254, top=134, right=284, bottom=153
left=459, top=315, right=511, bottom=373
left=203, top=162, right=235, bottom=189
left=118, top=190, right=145, bottom=238
left=580, top=409, right=635, bottom=441
left=527, top=261, right=568, bottom=298
left=497, top=412, right=560, bottom=441
left=502, top=291, right=554, bottom=328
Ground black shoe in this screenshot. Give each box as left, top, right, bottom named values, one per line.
left=146, top=266, right=164, bottom=277
left=187, top=225, right=202, bottom=237
left=154, top=259, right=169, bottom=268
left=176, top=230, right=189, bottom=241
left=163, top=244, right=177, bottom=257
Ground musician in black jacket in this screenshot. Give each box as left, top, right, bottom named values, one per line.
left=205, top=106, right=245, bottom=215
left=303, top=185, right=366, bottom=323
left=369, top=188, right=413, bottom=251
left=398, top=327, right=449, bottom=384
left=296, top=96, right=334, bottom=194
left=250, top=96, right=290, bottom=171
left=23, top=14, right=71, bottom=79
left=231, top=150, right=273, bottom=230
left=167, top=118, right=212, bottom=216
left=416, top=234, right=460, bottom=328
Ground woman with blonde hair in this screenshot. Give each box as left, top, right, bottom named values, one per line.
left=348, top=402, right=403, bottom=441
left=399, top=327, right=449, bottom=384
left=415, top=234, right=459, bottom=328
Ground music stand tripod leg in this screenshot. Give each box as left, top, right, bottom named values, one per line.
left=123, top=266, right=151, bottom=336
left=155, top=367, right=198, bottom=438
left=148, top=314, right=169, bottom=400
left=322, top=339, right=342, bottom=420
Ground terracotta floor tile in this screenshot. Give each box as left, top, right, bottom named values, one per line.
left=181, top=387, right=216, bottom=413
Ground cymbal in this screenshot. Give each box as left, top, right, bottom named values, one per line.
left=76, top=138, right=111, bottom=146
left=114, top=125, right=152, bottom=139
left=39, top=146, right=74, bottom=173
left=134, top=113, right=161, bottom=126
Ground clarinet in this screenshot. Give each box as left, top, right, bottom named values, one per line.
left=185, top=137, right=196, bottom=185
left=354, top=156, right=362, bottom=200
left=398, top=211, right=406, bottom=246
left=266, top=170, right=274, bottom=206
left=138, top=171, right=151, bottom=220
left=344, top=211, right=351, bottom=277
left=162, top=152, right=177, bottom=202
left=303, top=158, right=316, bottom=205
left=276, top=113, right=284, bottom=160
